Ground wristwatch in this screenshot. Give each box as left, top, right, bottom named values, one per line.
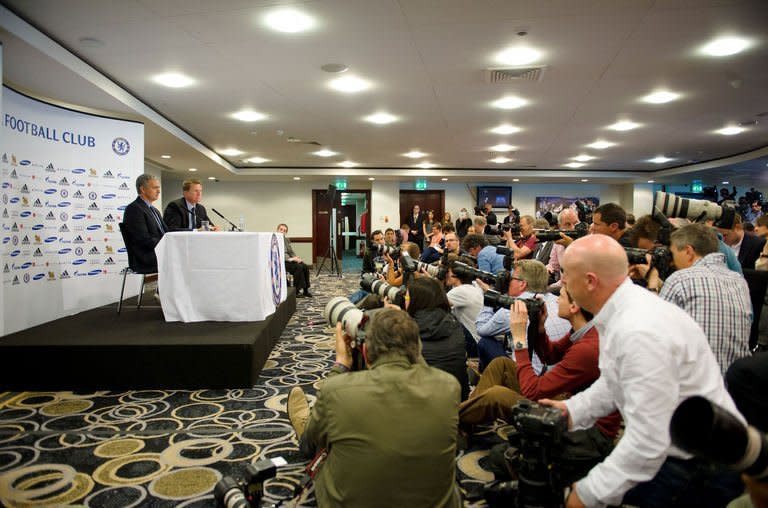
left=514, top=340, right=527, bottom=351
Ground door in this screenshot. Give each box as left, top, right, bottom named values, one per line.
left=399, top=190, right=445, bottom=229
left=312, top=188, right=342, bottom=263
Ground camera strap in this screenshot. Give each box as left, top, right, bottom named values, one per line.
left=306, top=449, right=328, bottom=480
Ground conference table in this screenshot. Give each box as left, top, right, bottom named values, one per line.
left=155, top=231, right=287, bottom=323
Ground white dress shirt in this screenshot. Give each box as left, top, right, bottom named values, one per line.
left=447, top=283, right=484, bottom=342
left=565, top=278, right=742, bottom=507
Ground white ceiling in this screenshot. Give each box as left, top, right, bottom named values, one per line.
left=1, top=0, right=767, bottom=186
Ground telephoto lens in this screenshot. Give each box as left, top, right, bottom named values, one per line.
left=214, top=476, right=248, bottom=508
left=624, top=247, right=651, bottom=265
left=374, top=244, right=400, bottom=258
left=655, top=191, right=737, bottom=229
left=452, top=261, right=498, bottom=284
left=360, top=274, right=406, bottom=306
left=534, top=222, right=589, bottom=242
left=324, top=297, right=365, bottom=342
left=417, top=261, right=446, bottom=279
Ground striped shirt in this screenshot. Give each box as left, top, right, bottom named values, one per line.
left=659, top=252, right=752, bottom=375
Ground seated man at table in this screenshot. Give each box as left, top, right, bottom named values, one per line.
left=277, top=223, right=312, bottom=298
left=163, top=178, right=219, bottom=231
left=123, top=174, right=167, bottom=273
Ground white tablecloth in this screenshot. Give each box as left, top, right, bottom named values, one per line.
left=155, top=232, right=287, bottom=322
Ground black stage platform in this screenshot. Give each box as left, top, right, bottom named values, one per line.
left=0, top=288, right=297, bottom=390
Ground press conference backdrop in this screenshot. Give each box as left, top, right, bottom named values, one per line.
left=0, top=85, right=144, bottom=336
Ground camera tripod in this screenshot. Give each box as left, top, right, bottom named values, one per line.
left=315, top=207, right=342, bottom=278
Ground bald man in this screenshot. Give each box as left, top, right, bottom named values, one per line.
left=544, top=234, right=743, bottom=508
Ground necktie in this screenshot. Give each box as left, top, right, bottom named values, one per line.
left=189, top=206, right=196, bottom=230
left=149, top=206, right=166, bottom=233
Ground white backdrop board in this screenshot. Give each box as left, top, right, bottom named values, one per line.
left=0, top=86, right=144, bottom=335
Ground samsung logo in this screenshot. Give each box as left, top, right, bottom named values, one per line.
left=71, top=168, right=86, bottom=174
left=10, top=250, right=20, bottom=257
left=117, top=205, right=127, bottom=211
left=118, top=247, right=127, bottom=253
left=58, top=248, right=72, bottom=254
left=10, top=197, right=20, bottom=204
left=2, top=237, right=8, bottom=244
left=2, top=183, right=10, bottom=189
left=86, top=224, right=101, bottom=231
left=19, top=262, right=32, bottom=270
left=101, top=193, right=116, bottom=199
left=19, top=211, right=32, bottom=218
left=44, top=236, right=57, bottom=243
left=58, top=202, right=71, bottom=207
left=20, top=160, right=31, bottom=166
left=33, top=273, right=45, bottom=280
left=88, top=269, right=101, bottom=276
left=44, top=188, right=57, bottom=195
left=72, top=213, right=86, bottom=220
left=32, top=224, right=44, bottom=230
left=72, top=259, right=87, bottom=265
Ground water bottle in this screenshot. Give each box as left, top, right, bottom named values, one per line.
left=238, top=216, right=246, bottom=232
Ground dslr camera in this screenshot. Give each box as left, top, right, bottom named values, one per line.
left=624, top=246, right=674, bottom=281
left=534, top=222, right=589, bottom=242
left=452, top=261, right=510, bottom=292
left=214, top=457, right=287, bottom=508
left=655, top=191, right=737, bottom=229
left=372, top=243, right=400, bottom=258
left=360, top=274, right=406, bottom=307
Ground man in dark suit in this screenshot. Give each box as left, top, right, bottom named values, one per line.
left=122, top=174, right=167, bottom=273
left=721, top=214, right=767, bottom=270
left=407, top=204, right=424, bottom=248
left=163, top=179, right=218, bottom=231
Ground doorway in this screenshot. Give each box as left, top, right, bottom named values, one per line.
left=399, top=190, right=445, bottom=240
left=311, top=188, right=370, bottom=273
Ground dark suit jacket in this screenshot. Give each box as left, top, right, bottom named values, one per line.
left=738, top=233, right=767, bottom=270
left=122, top=197, right=166, bottom=273
left=407, top=212, right=424, bottom=243
left=163, top=197, right=213, bottom=231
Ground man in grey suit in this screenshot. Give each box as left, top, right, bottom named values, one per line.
left=277, top=223, right=312, bottom=297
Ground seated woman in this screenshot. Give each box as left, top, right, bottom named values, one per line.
left=404, top=277, right=469, bottom=400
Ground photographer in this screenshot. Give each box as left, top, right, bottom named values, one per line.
left=361, top=229, right=386, bottom=274
left=462, top=233, right=504, bottom=274
left=502, top=215, right=537, bottom=260
left=626, top=214, right=665, bottom=291
left=541, top=235, right=743, bottom=508
left=546, top=208, right=580, bottom=288
left=659, top=224, right=752, bottom=375
left=502, top=205, right=520, bottom=225
left=445, top=254, right=484, bottom=357
left=720, top=214, right=766, bottom=270
left=474, top=259, right=570, bottom=371
left=483, top=203, right=498, bottom=230
left=385, top=242, right=421, bottom=286
left=456, top=208, right=473, bottom=238
left=459, top=288, right=621, bottom=481
left=589, top=203, right=632, bottom=247
left=403, top=277, right=470, bottom=400
left=421, top=223, right=445, bottom=263
left=287, top=308, right=462, bottom=507
left=384, top=227, right=397, bottom=247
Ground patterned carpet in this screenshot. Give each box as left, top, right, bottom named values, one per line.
left=0, top=271, right=503, bottom=507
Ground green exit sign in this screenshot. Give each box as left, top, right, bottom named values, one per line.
left=415, top=179, right=428, bottom=191
left=691, top=182, right=703, bottom=193
left=335, top=179, right=348, bottom=191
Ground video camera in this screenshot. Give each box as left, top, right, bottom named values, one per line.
left=360, top=274, right=406, bottom=307
left=655, top=191, right=737, bottom=229
left=214, top=457, right=287, bottom=508
left=452, top=261, right=510, bottom=292
left=670, top=396, right=768, bottom=481
left=484, top=401, right=568, bottom=508
left=534, top=222, right=589, bottom=242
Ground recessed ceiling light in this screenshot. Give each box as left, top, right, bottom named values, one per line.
left=339, top=161, right=358, bottom=168
left=403, top=150, right=427, bottom=159
left=565, top=162, right=585, bottom=168
left=231, top=110, right=267, bottom=122
left=368, top=177, right=376, bottom=181
left=491, top=96, right=528, bottom=110
left=313, top=149, right=338, bottom=157
left=161, top=154, right=171, bottom=159
left=152, top=72, right=195, bottom=88
left=364, top=112, right=398, bottom=125
left=263, top=8, right=315, bottom=33
left=648, top=156, right=674, bottom=164
left=715, top=125, right=745, bottom=136
left=581, top=179, right=589, bottom=182
left=293, top=176, right=301, bottom=180
left=608, top=120, right=640, bottom=131
left=328, top=75, right=371, bottom=93
left=572, top=154, right=595, bottom=162
left=494, top=46, right=542, bottom=66
left=441, top=178, right=448, bottom=181
left=219, top=148, right=243, bottom=156
left=648, top=180, right=655, bottom=183
left=321, top=63, right=348, bottom=73
left=188, top=168, right=198, bottom=172
left=641, top=90, right=680, bottom=104
left=208, top=176, right=216, bottom=180
left=245, top=156, right=270, bottom=164
left=416, top=162, right=436, bottom=169
left=490, top=143, right=517, bottom=152
left=512, top=178, right=520, bottom=182
left=700, top=36, right=751, bottom=57
left=587, top=140, right=616, bottom=150
left=722, top=181, right=730, bottom=185
left=490, top=124, right=521, bottom=135
left=78, top=36, right=105, bottom=49
left=490, top=156, right=512, bottom=164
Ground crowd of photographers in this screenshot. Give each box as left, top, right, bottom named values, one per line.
left=280, top=193, right=768, bottom=508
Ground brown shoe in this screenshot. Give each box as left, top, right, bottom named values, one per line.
left=287, top=387, right=310, bottom=439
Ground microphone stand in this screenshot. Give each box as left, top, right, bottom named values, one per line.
left=211, top=208, right=242, bottom=232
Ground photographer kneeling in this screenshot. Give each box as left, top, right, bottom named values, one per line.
left=460, top=289, right=621, bottom=482
left=287, top=308, right=462, bottom=508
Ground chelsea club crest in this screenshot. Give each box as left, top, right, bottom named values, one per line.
left=112, top=137, right=130, bottom=156
left=270, top=233, right=283, bottom=305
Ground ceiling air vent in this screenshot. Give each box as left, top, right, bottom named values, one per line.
left=483, top=66, right=546, bottom=83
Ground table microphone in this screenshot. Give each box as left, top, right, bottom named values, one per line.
left=211, top=208, right=242, bottom=232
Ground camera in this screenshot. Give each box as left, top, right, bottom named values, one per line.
left=214, top=457, right=287, bottom=507
left=655, top=191, right=737, bottom=229
left=624, top=246, right=674, bottom=280
left=373, top=243, right=400, bottom=258
left=670, top=396, right=768, bottom=480
left=452, top=262, right=510, bottom=292
left=482, top=290, right=543, bottom=315
left=324, top=297, right=369, bottom=345
left=488, top=223, right=520, bottom=236
left=484, top=401, right=568, bottom=508
left=360, top=274, right=405, bottom=306
left=534, top=222, right=589, bottom=242
left=416, top=261, right=446, bottom=279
